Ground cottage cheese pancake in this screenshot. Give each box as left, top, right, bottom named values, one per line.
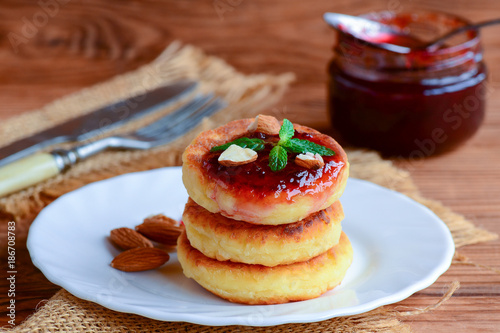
left=182, top=118, right=349, bottom=225
left=182, top=198, right=344, bottom=266
left=177, top=231, right=353, bottom=305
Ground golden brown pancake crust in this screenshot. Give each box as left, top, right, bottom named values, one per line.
left=182, top=198, right=344, bottom=266
left=177, top=231, right=353, bottom=305
left=182, top=118, right=349, bottom=225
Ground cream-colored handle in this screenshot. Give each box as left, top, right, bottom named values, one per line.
left=0, top=153, right=60, bottom=197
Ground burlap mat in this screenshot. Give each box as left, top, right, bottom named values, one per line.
left=0, top=42, right=497, bottom=332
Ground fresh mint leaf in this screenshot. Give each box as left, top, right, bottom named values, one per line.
left=210, top=118, right=333, bottom=172
left=282, top=138, right=335, bottom=156
left=269, top=145, right=288, bottom=172
left=279, top=119, right=294, bottom=143
left=210, top=137, right=265, bottom=152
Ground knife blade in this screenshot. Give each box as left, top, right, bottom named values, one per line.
left=0, top=80, right=197, bottom=167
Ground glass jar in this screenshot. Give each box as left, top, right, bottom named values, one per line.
left=328, top=11, right=487, bottom=157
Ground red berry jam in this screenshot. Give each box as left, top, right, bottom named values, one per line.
left=202, top=131, right=345, bottom=200
left=328, top=11, right=487, bottom=157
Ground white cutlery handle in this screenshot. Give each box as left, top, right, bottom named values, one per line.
left=0, top=137, right=122, bottom=197
left=0, top=153, right=61, bottom=197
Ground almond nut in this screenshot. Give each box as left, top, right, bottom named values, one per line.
left=109, top=227, right=154, bottom=250
left=111, top=247, right=169, bottom=272
left=295, top=152, right=324, bottom=170
left=218, top=144, right=258, bottom=167
left=136, top=220, right=184, bottom=246
left=143, top=214, right=179, bottom=227
left=247, top=114, right=281, bottom=135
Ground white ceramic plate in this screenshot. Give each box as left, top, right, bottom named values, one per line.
left=27, top=167, right=454, bottom=326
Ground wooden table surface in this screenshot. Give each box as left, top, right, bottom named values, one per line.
left=0, top=0, right=499, bottom=332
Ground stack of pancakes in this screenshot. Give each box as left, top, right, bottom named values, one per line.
left=178, top=118, right=352, bottom=305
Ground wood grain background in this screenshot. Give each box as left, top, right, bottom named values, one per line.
left=0, top=0, right=499, bottom=332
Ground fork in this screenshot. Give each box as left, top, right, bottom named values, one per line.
left=0, top=94, right=226, bottom=197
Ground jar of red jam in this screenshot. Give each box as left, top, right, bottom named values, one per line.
left=328, top=11, right=487, bottom=157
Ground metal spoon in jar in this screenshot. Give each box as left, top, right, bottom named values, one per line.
left=324, top=12, right=500, bottom=54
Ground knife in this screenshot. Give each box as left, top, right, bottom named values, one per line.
left=0, top=80, right=197, bottom=167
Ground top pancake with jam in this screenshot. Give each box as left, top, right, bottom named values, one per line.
left=182, top=117, right=349, bottom=225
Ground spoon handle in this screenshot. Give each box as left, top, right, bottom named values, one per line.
left=425, top=18, right=500, bottom=50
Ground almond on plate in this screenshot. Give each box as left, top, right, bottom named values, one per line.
left=136, top=219, right=184, bottom=246
left=111, top=247, right=170, bottom=272
left=143, top=214, right=179, bottom=227
left=218, top=144, right=258, bottom=167
left=109, top=227, right=154, bottom=250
